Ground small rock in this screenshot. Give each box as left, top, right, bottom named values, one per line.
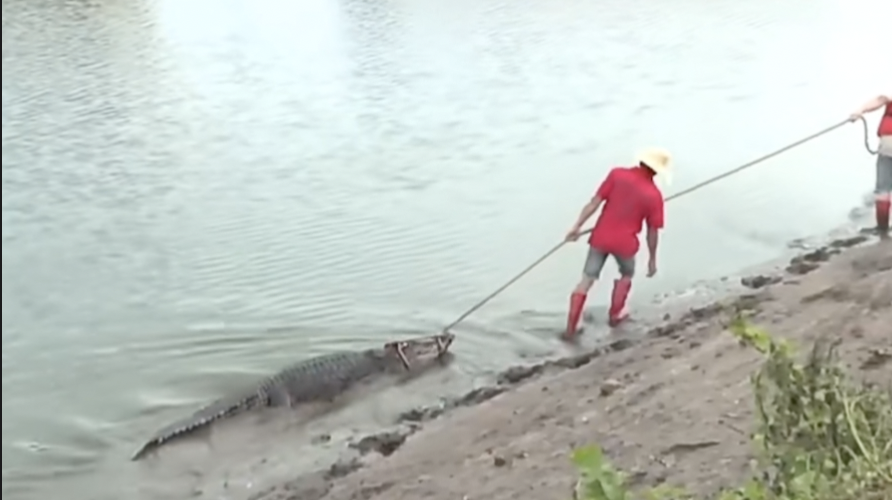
left=740, top=274, right=782, bottom=289
left=498, top=365, right=542, bottom=384
left=311, top=433, right=331, bottom=445
left=861, top=348, right=892, bottom=370
left=829, top=235, right=867, bottom=248
left=456, top=386, right=506, bottom=406
left=350, top=430, right=408, bottom=456
left=799, top=247, right=836, bottom=262
left=357, top=482, right=395, bottom=498
left=325, top=457, right=362, bottom=479
left=599, top=379, right=623, bottom=397
left=786, top=261, right=820, bottom=275
left=552, top=352, right=599, bottom=369
left=493, top=455, right=508, bottom=467
left=607, top=338, right=634, bottom=352
left=733, top=293, right=769, bottom=311
left=398, top=405, right=444, bottom=423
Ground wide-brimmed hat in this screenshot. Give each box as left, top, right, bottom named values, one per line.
left=635, top=148, right=672, bottom=186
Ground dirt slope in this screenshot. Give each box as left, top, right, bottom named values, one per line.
left=248, top=235, right=891, bottom=500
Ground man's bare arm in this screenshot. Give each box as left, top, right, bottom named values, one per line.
left=646, top=227, right=659, bottom=261
left=856, top=95, right=891, bottom=114
left=571, top=196, right=603, bottom=231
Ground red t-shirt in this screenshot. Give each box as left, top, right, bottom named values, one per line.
left=587, top=166, right=664, bottom=258
left=879, top=102, right=892, bottom=136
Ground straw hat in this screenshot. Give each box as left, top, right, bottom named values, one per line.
left=635, top=147, right=673, bottom=186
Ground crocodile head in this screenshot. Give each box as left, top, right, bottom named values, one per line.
left=384, top=332, right=454, bottom=370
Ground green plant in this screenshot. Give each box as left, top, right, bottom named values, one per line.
left=571, top=445, right=693, bottom=500
left=570, top=317, right=892, bottom=500
left=733, top=317, right=892, bottom=499
left=571, top=445, right=630, bottom=500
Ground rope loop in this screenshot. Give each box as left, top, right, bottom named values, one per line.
left=855, top=115, right=879, bottom=155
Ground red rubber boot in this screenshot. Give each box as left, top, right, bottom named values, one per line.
left=564, top=292, right=587, bottom=339
left=608, top=278, right=632, bottom=327
left=877, top=198, right=890, bottom=233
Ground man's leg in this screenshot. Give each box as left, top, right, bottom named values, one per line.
left=565, top=247, right=607, bottom=338
left=607, top=254, right=636, bottom=327
left=876, top=154, right=892, bottom=234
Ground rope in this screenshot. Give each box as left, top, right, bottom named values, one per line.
left=856, top=115, right=880, bottom=155
left=441, top=116, right=877, bottom=334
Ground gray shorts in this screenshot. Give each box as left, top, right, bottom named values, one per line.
left=877, top=154, right=892, bottom=195
left=583, top=246, right=635, bottom=279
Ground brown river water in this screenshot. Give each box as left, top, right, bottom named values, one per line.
left=2, top=0, right=889, bottom=498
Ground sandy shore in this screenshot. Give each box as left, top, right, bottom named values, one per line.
left=243, top=232, right=891, bottom=500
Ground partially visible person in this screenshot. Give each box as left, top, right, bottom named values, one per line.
left=563, top=148, right=670, bottom=339
left=850, top=93, right=891, bottom=233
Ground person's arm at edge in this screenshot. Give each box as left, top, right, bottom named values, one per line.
left=570, top=195, right=604, bottom=232
left=569, top=169, right=615, bottom=233
left=646, top=227, right=659, bottom=262
left=855, top=95, right=891, bottom=115
left=645, top=197, right=665, bottom=271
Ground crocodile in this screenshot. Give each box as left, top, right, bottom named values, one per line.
left=131, top=332, right=454, bottom=460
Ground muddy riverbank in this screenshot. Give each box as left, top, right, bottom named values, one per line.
left=242, top=232, right=890, bottom=500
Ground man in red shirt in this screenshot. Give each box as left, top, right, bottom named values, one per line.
left=850, top=93, right=892, bottom=234
left=563, top=148, right=670, bottom=339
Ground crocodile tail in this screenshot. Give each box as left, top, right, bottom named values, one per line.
left=131, top=392, right=262, bottom=461
left=131, top=412, right=220, bottom=461
left=131, top=440, right=159, bottom=461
